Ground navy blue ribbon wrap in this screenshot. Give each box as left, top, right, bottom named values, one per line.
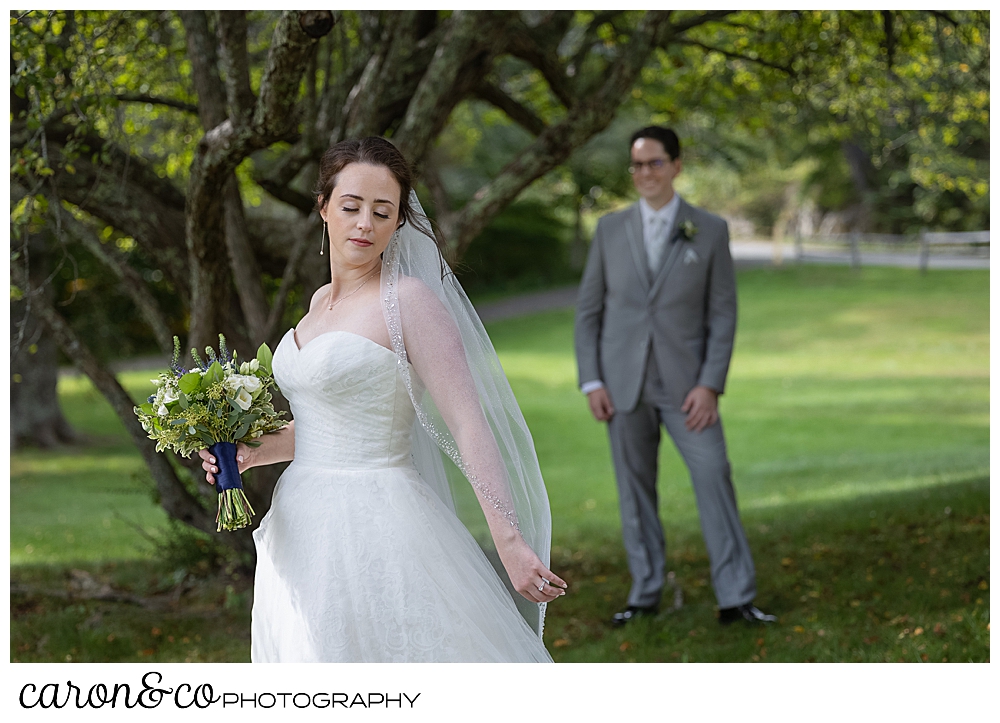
left=208, top=441, right=243, bottom=493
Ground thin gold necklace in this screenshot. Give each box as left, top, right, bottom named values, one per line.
left=327, top=267, right=379, bottom=311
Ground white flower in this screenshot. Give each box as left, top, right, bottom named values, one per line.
left=162, top=387, right=179, bottom=404
left=150, top=378, right=162, bottom=386
left=240, top=375, right=261, bottom=394
left=158, top=404, right=169, bottom=416
left=249, top=358, right=260, bottom=372
left=225, top=374, right=261, bottom=395
left=239, top=361, right=250, bottom=374
left=234, top=388, right=253, bottom=411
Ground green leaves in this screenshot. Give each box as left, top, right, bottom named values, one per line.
left=134, top=341, right=285, bottom=457
left=201, top=362, right=224, bottom=389
left=255, top=343, right=273, bottom=376
left=178, top=371, right=202, bottom=395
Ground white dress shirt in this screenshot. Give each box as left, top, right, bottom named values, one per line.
left=580, top=194, right=681, bottom=395
left=639, top=194, right=680, bottom=272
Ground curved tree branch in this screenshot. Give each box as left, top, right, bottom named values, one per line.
left=676, top=38, right=795, bottom=75
left=58, top=204, right=175, bottom=354
left=114, top=93, right=199, bottom=113
left=342, top=11, right=444, bottom=139
left=568, top=11, right=627, bottom=76
left=447, top=11, right=673, bottom=257
left=668, top=9, right=733, bottom=35
left=504, top=16, right=575, bottom=108
left=473, top=80, right=547, bottom=137
left=32, top=122, right=190, bottom=303
left=395, top=10, right=492, bottom=168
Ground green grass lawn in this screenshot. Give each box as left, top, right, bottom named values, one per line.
left=10, top=265, right=989, bottom=662
left=11, top=373, right=169, bottom=567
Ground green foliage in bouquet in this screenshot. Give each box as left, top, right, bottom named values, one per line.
left=135, top=335, right=285, bottom=455
left=134, top=335, right=286, bottom=531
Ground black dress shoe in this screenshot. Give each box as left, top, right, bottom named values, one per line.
left=612, top=605, right=658, bottom=626
left=718, top=603, right=777, bottom=625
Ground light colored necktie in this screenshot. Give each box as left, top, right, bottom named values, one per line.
left=647, top=214, right=667, bottom=271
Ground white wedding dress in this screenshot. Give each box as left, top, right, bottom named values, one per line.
left=250, top=328, right=553, bottom=662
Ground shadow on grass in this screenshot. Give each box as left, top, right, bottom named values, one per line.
left=545, top=474, right=989, bottom=663
left=11, top=475, right=987, bottom=664
left=11, top=559, right=253, bottom=663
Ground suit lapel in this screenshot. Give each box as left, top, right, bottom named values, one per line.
left=623, top=204, right=650, bottom=292
left=648, top=197, right=692, bottom=299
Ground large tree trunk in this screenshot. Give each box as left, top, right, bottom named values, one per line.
left=10, top=302, right=78, bottom=450
left=9, top=191, right=77, bottom=449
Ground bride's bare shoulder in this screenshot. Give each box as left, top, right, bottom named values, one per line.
left=396, top=274, right=459, bottom=333
left=306, top=283, right=331, bottom=312
left=396, top=274, right=441, bottom=308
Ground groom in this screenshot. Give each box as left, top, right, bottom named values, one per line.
left=574, top=126, right=775, bottom=627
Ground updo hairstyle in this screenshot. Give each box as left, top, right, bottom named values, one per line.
left=316, top=137, right=417, bottom=230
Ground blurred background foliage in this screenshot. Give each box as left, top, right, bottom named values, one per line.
left=9, top=9, right=989, bottom=664
left=9, top=10, right=990, bottom=566
left=11, top=10, right=989, bottom=367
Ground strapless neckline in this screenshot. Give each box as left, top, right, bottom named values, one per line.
left=285, top=327, right=394, bottom=356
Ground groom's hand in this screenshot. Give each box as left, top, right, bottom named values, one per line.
left=681, top=385, right=719, bottom=432
left=587, top=387, right=615, bottom=421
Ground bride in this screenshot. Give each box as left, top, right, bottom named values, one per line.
left=198, top=137, right=565, bottom=662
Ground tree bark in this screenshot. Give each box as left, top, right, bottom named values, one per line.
left=223, top=178, right=269, bottom=342
left=184, top=11, right=333, bottom=355
left=395, top=10, right=492, bottom=170
left=10, top=223, right=78, bottom=450
left=181, top=10, right=236, bottom=356
left=180, top=10, right=228, bottom=129
left=216, top=10, right=256, bottom=125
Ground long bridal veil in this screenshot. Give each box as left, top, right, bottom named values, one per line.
left=380, top=192, right=552, bottom=636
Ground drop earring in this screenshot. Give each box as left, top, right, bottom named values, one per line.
left=319, top=221, right=327, bottom=256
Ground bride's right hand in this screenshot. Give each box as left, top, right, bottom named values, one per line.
left=197, top=443, right=253, bottom=485
left=496, top=537, right=569, bottom=604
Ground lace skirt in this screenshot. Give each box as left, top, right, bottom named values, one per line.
left=250, top=461, right=552, bottom=662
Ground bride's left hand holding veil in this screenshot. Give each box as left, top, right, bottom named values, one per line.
left=398, top=275, right=567, bottom=604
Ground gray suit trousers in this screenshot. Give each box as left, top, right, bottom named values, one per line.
left=607, top=352, right=757, bottom=609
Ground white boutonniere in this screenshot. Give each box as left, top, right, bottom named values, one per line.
left=677, top=219, right=698, bottom=242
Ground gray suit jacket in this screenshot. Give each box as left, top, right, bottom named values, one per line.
left=574, top=197, right=737, bottom=413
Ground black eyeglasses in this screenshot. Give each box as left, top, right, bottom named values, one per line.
left=628, top=158, right=667, bottom=174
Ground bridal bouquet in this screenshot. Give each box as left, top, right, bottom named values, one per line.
left=134, top=335, right=286, bottom=532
